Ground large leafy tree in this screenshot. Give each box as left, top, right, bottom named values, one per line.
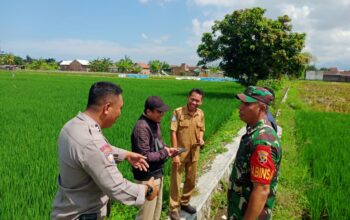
left=197, top=7, right=309, bottom=85
left=90, top=58, right=113, bottom=72
left=149, top=60, right=170, bottom=74
left=13, top=55, right=24, bottom=65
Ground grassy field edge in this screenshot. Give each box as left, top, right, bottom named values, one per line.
left=274, top=81, right=310, bottom=219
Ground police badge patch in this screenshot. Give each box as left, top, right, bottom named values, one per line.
left=100, top=144, right=116, bottom=164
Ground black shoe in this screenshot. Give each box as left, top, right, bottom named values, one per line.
left=181, top=204, right=197, bottom=214
left=169, top=210, right=180, bottom=220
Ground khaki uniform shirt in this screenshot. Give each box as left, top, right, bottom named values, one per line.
left=170, top=106, right=205, bottom=162
left=51, top=112, right=145, bottom=220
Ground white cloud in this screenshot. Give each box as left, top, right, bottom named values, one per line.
left=141, top=33, right=148, bottom=39
left=186, top=18, right=214, bottom=51
left=341, top=0, right=350, bottom=6
left=191, top=0, right=256, bottom=7
left=139, top=0, right=173, bottom=6
left=3, top=39, right=187, bottom=63
left=191, top=18, right=214, bottom=36
left=280, top=4, right=310, bottom=21
left=189, top=0, right=350, bottom=69
left=141, top=33, right=169, bottom=44
left=330, top=30, right=350, bottom=43
left=152, top=35, right=169, bottom=44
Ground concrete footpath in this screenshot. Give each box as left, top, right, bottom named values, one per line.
left=170, top=125, right=282, bottom=220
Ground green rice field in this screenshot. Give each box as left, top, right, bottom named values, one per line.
left=294, top=81, right=350, bottom=219
left=296, top=111, right=350, bottom=219
left=0, top=71, right=242, bottom=219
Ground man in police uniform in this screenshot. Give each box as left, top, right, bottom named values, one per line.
left=169, top=88, right=205, bottom=220
left=51, top=82, right=158, bottom=220
left=227, top=86, right=282, bottom=220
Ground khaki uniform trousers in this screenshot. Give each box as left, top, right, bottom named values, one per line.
left=169, top=158, right=197, bottom=211
left=135, top=178, right=163, bottom=220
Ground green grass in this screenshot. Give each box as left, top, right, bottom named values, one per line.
left=274, top=80, right=350, bottom=220
left=273, top=82, right=309, bottom=219
left=296, top=111, right=350, bottom=219
left=0, top=70, right=243, bottom=219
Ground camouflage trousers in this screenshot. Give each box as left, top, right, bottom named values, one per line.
left=227, top=189, right=271, bottom=220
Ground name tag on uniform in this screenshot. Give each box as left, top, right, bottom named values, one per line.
left=172, top=115, right=177, bottom=122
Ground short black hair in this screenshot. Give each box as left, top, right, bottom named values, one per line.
left=188, top=88, right=204, bottom=97
left=87, top=81, right=123, bottom=108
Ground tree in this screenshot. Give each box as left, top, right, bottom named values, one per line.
left=132, top=65, right=142, bottom=73
left=25, top=55, right=33, bottom=64
left=0, top=54, right=25, bottom=65
left=208, top=65, right=221, bottom=74
left=116, top=56, right=134, bottom=73
left=25, top=58, right=59, bottom=70
left=149, top=60, right=170, bottom=74
left=14, top=56, right=24, bottom=65
left=24, top=58, right=57, bottom=70
left=306, top=65, right=317, bottom=71
left=89, top=58, right=113, bottom=72
left=197, top=7, right=308, bottom=85
left=0, top=54, right=15, bottom=65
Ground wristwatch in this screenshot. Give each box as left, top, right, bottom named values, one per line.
left=146, top=184, right=153, bottom=197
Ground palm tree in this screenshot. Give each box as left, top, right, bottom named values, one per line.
left=116, top=56, right=134, bottom=73
left=149, top=60, right=170, bottom=75
left=2, top=54, right=15, bottom=65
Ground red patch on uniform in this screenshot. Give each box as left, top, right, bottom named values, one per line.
left=100, top=144, right=112, bottom=154
left=100, top=144, right=115, bottom=164
left=250, top=145, right=275, bottom=185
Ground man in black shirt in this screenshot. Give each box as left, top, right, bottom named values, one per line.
left=132, top=96, right=178, bottom=220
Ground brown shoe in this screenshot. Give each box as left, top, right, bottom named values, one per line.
left=181, top=204, right=197, bottom=214
left=169, top=210, right=180, bottom=220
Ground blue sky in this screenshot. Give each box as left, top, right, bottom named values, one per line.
left=1, top=0, right=350, bottom=69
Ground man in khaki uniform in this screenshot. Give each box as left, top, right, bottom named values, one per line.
left=169, top=88, right=205, bottom=220
left=51, top=82, right=158, bottom=220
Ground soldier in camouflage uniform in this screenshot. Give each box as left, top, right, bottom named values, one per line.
left=227, top=86, right=282, bottom=220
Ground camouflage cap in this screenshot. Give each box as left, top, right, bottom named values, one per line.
left=236, top=86, right=274, bottom=105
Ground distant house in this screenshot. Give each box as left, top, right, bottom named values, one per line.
left=136, top=62, right=150, bottom=74
left=60, top=59, right=90, bottom=72
left=171, top=63, right=204, bottom=76
left=306, top=68, right=350, bottom=82
left=108, top=65, right=119, bottom=73
left=0, top=65, right=24, bottom=70
left=305, top=71, right=324, bottom=80
left=323, top=70, right=350, bottom=82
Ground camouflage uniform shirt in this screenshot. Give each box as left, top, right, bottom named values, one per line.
left=228, top=119, right=282, bottom=220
